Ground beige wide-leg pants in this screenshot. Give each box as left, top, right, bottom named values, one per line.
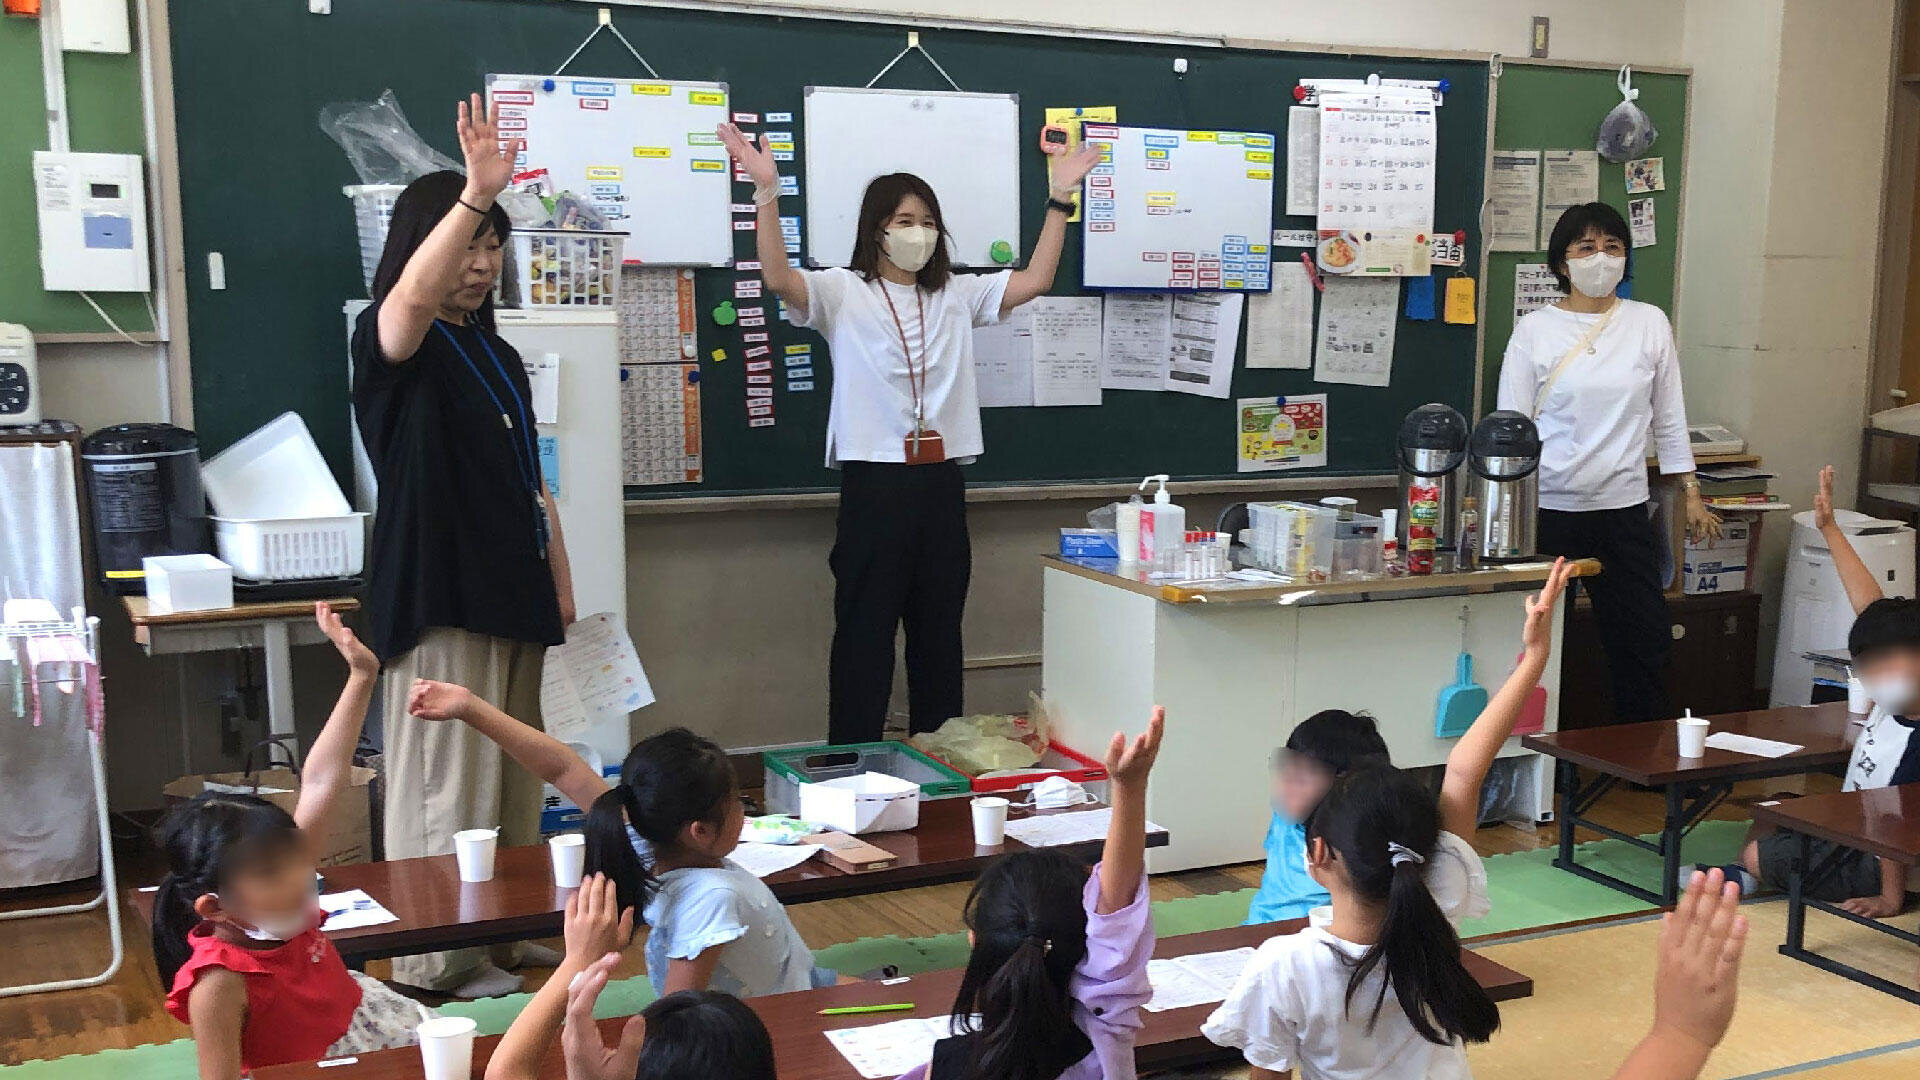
left=380, top=627, right=546, bottom=991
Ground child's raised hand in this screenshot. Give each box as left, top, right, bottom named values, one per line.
left=1651, top=868, right=1747, bottom=1055
left=1521, top=557, right=1572, bottom=659
left=1105, top=705, right=1165, bottom=786
left=406, top=678, right=475, bottom=722
left=562, top=951, right=646, bottom=1080
left=563, top=873, right=634, bottom=967
left=316, top=601, right=377, bottom=677
left=1813, top=465, right=1836, bottom=531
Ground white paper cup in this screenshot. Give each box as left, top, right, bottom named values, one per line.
left=1848, top=673, right=1871, bottom=714
left=1676, top=717, right=1710, bottom=758
left=1308, top=905, right=1333, bottom=929
left=416, top=1015, right=477, bottom=1080
left=971, top=797, right=1010, bottom=847
left=549, top=832, right=587, bottom=888
left=453, top=828, right=498, bottom=883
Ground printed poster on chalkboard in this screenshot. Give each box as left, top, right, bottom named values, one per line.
left=1237, top=395, right=1328, bottom=472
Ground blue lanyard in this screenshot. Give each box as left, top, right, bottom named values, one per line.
left=434, top=320, right=549, bottom=556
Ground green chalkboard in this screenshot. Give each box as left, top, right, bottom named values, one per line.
left=0, top=19, right=154, bottom=335
left=1481, top=64, right=1688, bottom=414
left=169, top=0, right=1488, bottom=497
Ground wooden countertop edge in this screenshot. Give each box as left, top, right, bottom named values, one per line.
left=1041, top=555, right=1600, bottom=605
left=121, top=595, right=361, bottom=627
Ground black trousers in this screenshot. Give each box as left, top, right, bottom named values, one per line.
left=1538, top=503, right=1674, bottom=724
left=828, top=460, right=970, bottom=743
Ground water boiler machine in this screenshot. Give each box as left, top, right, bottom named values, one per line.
left=1396, top=403, right=1469, bottom=554
left=1467, top=410, right=1541, bottom=563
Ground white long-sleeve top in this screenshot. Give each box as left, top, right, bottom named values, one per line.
left=1496, top=299, right=1695, bottom=512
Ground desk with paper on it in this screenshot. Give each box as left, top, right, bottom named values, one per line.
left=1001, top=806, right=1168, bottom=848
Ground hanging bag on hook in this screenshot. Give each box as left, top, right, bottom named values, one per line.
left=1596, top=65, right=1658, bottom=162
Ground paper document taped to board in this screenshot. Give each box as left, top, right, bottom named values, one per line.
left=542, top=612, right=655, bottom=741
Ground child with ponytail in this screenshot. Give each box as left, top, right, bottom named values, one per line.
left=1203, top=764, right=1501, bottom=1078
left=155, top=605, right=434, bottom=1079
left=897, top=706, right=1165, bottom=1080
left=407, top=681, right=834, bottom=997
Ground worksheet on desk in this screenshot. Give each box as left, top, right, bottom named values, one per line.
left=826, top=1015, right=972, bottom=1079
left=1143, top=947, right=1258, bottom=1012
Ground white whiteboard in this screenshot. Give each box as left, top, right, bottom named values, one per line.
left=803, top=87, right=1020, bottom=268
left=487, top=74, right=734, bottom=267
left=1080, top=123, right=1277, bottom=291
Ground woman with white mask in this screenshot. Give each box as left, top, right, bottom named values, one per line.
left=1496, top=202, right=1718, bottom=724
left=718, top=123, right=1098, bottom=743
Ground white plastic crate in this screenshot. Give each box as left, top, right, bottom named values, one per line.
left=503, top=230, right=625, bottom=309
left=345, top=184, right=405, bottom=296
left=213, top=515, right=367, bottom=581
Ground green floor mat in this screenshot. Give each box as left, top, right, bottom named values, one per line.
left=0, top=820, right=1750, bottom=1078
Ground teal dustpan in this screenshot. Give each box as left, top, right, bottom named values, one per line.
left=1435, top=652, right=1489, bottom=737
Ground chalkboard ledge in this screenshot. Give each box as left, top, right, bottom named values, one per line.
left=624, top=472, right=1397, bottom=516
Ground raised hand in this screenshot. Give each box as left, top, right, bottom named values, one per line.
left=316, top=601, right=377, bottom=677
left=1521, top=557, right=1573, bottom=659
left=563, top=873, right=635, bottom=966
left=716, top=122, right=778, bottom=189
left=1105, top=705, right=1165, bottom=787
left=457, top=92, right=520, bottom=201
left=1650, top=868, right=1747, bottom=1056
left=562, top=951, right=647, bottom=1080
left=1813, top=465, right=1836, bottom=531
left=1048, top=141, right=1103, bottom=198
left=406, top=678, right=475, bottom=722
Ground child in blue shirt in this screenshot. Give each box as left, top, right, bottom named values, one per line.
left=1243, top=711, right=1389, bottom=924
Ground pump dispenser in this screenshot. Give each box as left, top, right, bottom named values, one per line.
left=1137, top=474, right=1185, bottom=569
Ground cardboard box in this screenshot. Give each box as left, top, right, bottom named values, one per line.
left=1682, top=518, right=1753, bottom=595
left=143, top=553, right=233, bottom=613
left=163, top=766, right=375, bottom=867
left=797, top=771, right=920, bottom=834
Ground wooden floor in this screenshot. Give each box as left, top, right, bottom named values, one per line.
left=0, top=771, right=1841, bottom=1067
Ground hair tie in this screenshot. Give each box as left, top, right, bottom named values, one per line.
left=1024, top=934, right=1053, bottom=954
left=1386, top=841, right=1426, bottom=868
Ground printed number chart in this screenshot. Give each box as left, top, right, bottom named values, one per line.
left=1079, top=124, right=1277, bottom=291
left=487, top=74, right=734, bottom=266
left=620, top=363, right=703, bottom=486
left=619, top=267, right=698, bottom=363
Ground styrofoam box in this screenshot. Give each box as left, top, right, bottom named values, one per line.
left=143, top=553, right=233, bottom=614
left=797, top=771, right=921, bottom=835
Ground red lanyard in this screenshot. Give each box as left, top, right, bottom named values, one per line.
left=879, top=282, right=928, bottom=432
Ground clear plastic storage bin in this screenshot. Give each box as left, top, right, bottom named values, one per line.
left=1246, top=501, right=1339, bottom=581
left=1332, top=511, right=1387, bottom=579
left=762, top=741, right=971, bottom=817
left=344, top=184, right=405, bottom=295
left=503, top=230, right=626, bottom=309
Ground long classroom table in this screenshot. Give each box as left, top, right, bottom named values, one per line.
left=253, top=920, right=1534, bottom=1079
left=131, top=799, right=1167, bottom=966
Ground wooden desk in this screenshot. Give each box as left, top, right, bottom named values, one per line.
left=132, top=799, right=1167, bottom=966
left=1751, top=784, right=1920, bottom=1004
left=252, top=921, right=1533, bottom=1079
left=122, top=595, right=361, bottom=748
left=1522, top=702, right=1855, bottom=905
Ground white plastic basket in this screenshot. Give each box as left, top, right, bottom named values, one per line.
left=503, top=230, right=625, bottom=309
left=345, top=184, right=405, bottom=296
left=213, top=514, right=368, bottom=581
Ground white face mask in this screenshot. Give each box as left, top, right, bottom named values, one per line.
left=218, top=881, right=317, bottom=943
left=882, top=225, right=939, bottom=274
left=1566, top=251, right=1626, bottom=299
left=1864, top=673, right=1917, bottom=714
left=1029, top=775, right=1098, bottom=810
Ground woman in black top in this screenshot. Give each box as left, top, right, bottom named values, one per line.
left=349, top=94, right=574, bottom=997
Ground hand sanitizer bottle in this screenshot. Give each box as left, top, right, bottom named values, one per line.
left=1138, top=475, right=1185, bottom=571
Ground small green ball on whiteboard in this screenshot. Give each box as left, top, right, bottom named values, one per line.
left=712, top=301, right=738, bottom=326
left=990, top=240, right=1014, bottom=264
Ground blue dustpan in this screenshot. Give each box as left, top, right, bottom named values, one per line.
left=1434, top=651, right=1489, bottom=738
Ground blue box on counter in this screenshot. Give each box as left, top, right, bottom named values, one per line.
left=540, top=762, right=624, bottom=835
left=1060, top=528, right=1121, bottom=558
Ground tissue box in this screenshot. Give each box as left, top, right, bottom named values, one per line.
left=1682, top=518, right=1753, bottom=594
left=143, top=554, right=233, bottom=614
left=797, top=771, right=921, bottom=834
left=1060, top=529, right=1120, bottom=558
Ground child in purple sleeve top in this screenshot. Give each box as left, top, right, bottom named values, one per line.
left=899, top=707, right=1166, bottom=1080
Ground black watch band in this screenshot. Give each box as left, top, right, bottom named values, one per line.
left=1045, top=196, right=1076, bottom=214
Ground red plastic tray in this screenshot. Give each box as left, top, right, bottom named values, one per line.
left=924, top=740, right=1110, bottom=794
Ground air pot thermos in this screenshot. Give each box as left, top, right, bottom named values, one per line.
left=1467, top=411, right=1542, bottom=563
left=81, top=423, right=212, bottom=593
left=1396, top=403, right=1469, bottom=574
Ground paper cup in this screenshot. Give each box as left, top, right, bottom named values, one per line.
left=1308, top=905, right=1333, bottom=929
left=971, top=797, right=1010, bottom=847
left=416, top=1015, right=477, bottom=1080
left=1676, top=717, right=1710, bottom=759
left=549, top=833, right=586, bottom=888
left=453, top=828, right=498, bottom=883
left=1848, top=672, right=1871, bottom=714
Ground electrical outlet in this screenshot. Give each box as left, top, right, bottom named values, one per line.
left=309, top=0, right=332, bottom=13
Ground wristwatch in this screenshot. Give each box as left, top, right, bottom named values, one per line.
left=1045, top=195, right=1077, bottom=214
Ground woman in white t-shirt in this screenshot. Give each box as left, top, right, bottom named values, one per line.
left=1496, top=202, right=1718, bottom=725
left=719, top=123, right=1098, bottom=743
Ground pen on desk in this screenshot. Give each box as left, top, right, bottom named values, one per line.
left=817, top=1002, right=916, bottom=1016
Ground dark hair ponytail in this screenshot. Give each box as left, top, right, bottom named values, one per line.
left=948, top=851, right=1093, bottom=1080
left=151, top=793, right=302, bottom=987
left=584, top=727, right=737, bottom=917
left=1306, top=766, right=1500, bottom=1046
left=634, top=990, right=777, bottom=1080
